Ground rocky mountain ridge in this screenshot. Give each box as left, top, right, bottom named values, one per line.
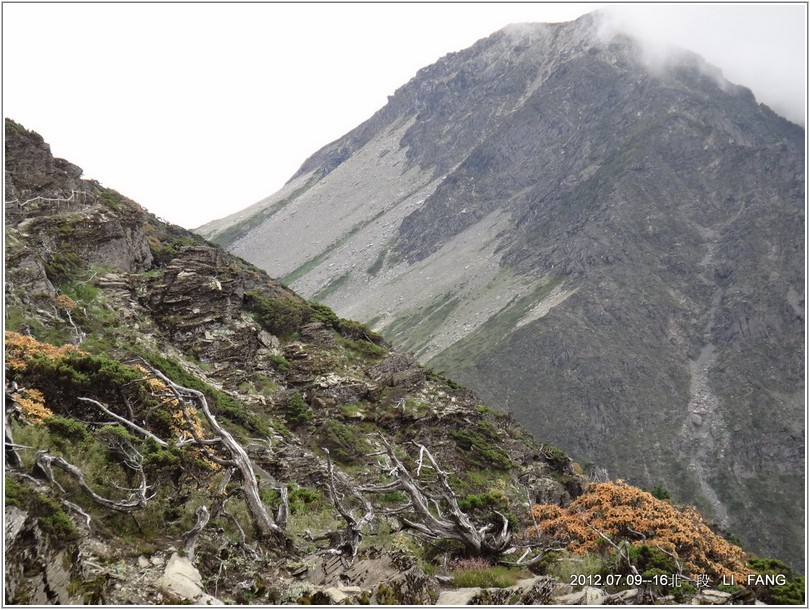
left=198, top=12, right=805, bottom=571
left=5, top=119, right=803, bottom=604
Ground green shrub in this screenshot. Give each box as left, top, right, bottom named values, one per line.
left=671, top=583, right=697, bottom=603
left=44, top=415, right=91, bottom=442
left=747, top=556, right=805, bottom=605
left=148, top=235, right=200, bottom=266
left=268, top=354, right=290, bottom=372
left=309, top=302, right=340, bottom=327
left=650, top=484, right=671, bottom=500
left=95, top=186, right=125, bottom=212
left=545, top=552, right=605, bottom=586
left=318, top=420, right=368, bottom=464
left=458, top=491, right=508, bottom=513
left=451, top=422, right=512, bottom=471
left=5, top=477, right=78, bottom=544
left=141, top=440, right=183, bottom=470
left=451, top=564, right=528, bottom=588
left=626, top=544, right=678, bottom=578
left=60, top=281, right=101, bottom=304
left=336, top=318, right=385, bottom=345
left=540, top=443, right=570, bottom=470
left=340, top=337, right=387, bottom=360
left=245, top=291, right=310, bottom=338
left=45, top=248, right=84, bottom=284
left=285, top=392, right=313, bottom=427
left=289, top=486, right=325, bottom=514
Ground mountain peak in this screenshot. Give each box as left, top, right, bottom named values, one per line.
left=198, top=16, right=804, bottom=573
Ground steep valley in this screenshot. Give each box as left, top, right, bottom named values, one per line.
left=7, top=109, right=808, bottom=604
left=10, top=117, right=807, bottom=604
left=199, top=12, right=805, bottom=571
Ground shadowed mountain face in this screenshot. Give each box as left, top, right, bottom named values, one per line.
left=198, top=13, right=805, bottom=569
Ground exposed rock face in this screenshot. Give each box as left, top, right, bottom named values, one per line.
left=198, top=12, right=804, bottom=568
left=304, top=551, right=439, bottom=604
left=4, top=505, right=83, bottom=605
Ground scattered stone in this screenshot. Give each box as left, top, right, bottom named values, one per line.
left=554, top=585, right=608, bottom=605
left=693, top=589, right=733, bottom=605
left=158, top=552, right=224, bottom=605
left=338, top=586, right=362, bottom=594
left=437, top=587, right=480, bottom=605
left=323, top=586, right=349, bottom=604
left=150, top=555, right=165, bottom=567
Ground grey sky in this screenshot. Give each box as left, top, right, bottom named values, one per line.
left=2, top=3, right=805, bottom=228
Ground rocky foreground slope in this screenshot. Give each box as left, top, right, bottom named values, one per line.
left=4, top=119, right=803, bottom=605
left=198, top=12, right=805, bottom=570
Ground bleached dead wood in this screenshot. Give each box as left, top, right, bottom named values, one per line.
left=78, top=396, right=169, bottom=447
left=5, top=384, right=23, bottom=469
left=141, top=363, right=290, bottom=546
left=308, top=448, right=375, bottom=563
left=360, top=434, right=512, bottom=557
left=34, top=449, right=153, bottom=512
left=182, top=505, right=210, bottom=561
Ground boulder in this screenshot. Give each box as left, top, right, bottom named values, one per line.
left=554, top=585, right=608, bottom=605
left=158, top=552, right=223, bottom=605
left=693, top=589, right=733, bottom=605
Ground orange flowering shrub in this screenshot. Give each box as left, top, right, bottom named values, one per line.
left=133, top=364, right=207, bottom=443
left=53, top=293, right=77, bottom=311
left=12, top=387, right=53, bottom=423
left=5, top=331, right=83, bottom=372
left=5, top=332, right=208, bottom=450
left=5, top=332, right=79, bottom=423
left=133, top=364, right=220, bottom=471
left=531, top=480, right=748, bottom=581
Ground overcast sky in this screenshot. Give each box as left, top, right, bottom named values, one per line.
left=3, top=3, right=806, bottom=228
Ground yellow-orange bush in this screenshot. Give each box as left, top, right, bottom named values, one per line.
left=5, top=331, right=82, bottom=372
left=133, top=364, right=207, bottom=443
left=54, top=293, right=77, bottom=311
left=531, top=481, right=748, bottom=581
left=5, top=332, right=78, bottom=422
left=13, top=387, right=53, bottom=423
left=5, top=332, right=210, bottom=460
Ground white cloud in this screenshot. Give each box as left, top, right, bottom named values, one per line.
left=3, top=3, right=804, bottom=228
left=598, top=4, right=806, bottom=124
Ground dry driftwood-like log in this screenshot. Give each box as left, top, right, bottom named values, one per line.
left=308, top=448, right=375, bottom=563
left=141, top=363, right=291, bottom=547
left=183, top=505, right=211, bottom=561
left=34, top=449, right=153, bottom=512
left=361, top=434, right=512, bottom=557
left=5, top=383, right=24, bottom=469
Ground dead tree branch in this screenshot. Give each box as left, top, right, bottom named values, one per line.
left=578, top=515, right=655, bottom=602
left=363, top=435, right=512, bottom=557
left=5, top=383, right=23, bottom=469
left=310, top=448, right=375, bottom=563
left=78, top=397, right=168, bottom=447
left=62, top=499, right=92, bottom=528
left=141, top=363, right=290, bottom=546
left=578, top=517, right=640, bottom=578
left=182, top=505, right=210, bottom=561
left=34, top=449, right=153, bottom=512
left=217, top=498, right=260, bottom=561
left=276, top=486, right=289, bottom=530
